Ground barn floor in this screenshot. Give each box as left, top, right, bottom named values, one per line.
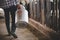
left=0, top=19, right=38, bottom=40
left=0, top=18, right=60, bottom=40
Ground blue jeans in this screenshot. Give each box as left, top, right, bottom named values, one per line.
left=4, top=5, right=17, bottom=34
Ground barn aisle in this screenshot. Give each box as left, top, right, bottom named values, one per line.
left=0, top=19, right=38, bottom=40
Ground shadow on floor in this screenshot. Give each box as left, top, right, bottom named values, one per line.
left=0, top=34, right=12, bottom=40
left=16, top=22, right=28, bottom=28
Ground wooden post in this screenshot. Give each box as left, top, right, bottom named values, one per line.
left=33, top=1, right=36, bottom=19
left=29, top=0, right=33, bottom=18
left=59, top=0, right=60, bottom=31
left=40, top=0, right=45, bottom=24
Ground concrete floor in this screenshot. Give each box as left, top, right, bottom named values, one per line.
left=0, top=19, right=38, bottom=40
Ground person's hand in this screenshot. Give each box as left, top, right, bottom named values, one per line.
left=16, top=4, right=21, bottom=9
left=16, top=4, right=22, bottom=15
left=17, top=9, right=22, bottom=16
